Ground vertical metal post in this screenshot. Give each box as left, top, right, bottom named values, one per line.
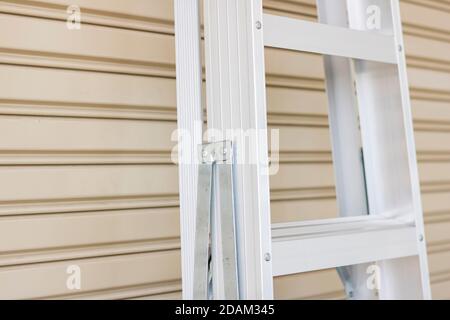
left=316, top=0, right=377, bottom=300
left=174, top=0, right=204, bottom=300
left=346, top=0, right=431, bottom=299
left=204, top=0, right=274, bottom=299
left=390, top=0, right=431, bottom=299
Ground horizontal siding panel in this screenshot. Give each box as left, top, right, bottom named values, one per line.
left=266, top=87, right=328, bottom=115
left=274, top=269, right=344, bottom=300
left=0, top=0, right=174, bottom=34
left=409, top=68, right=450, bottom=93
left=416, top=132, right=450, bottom=153
left=0, top=116, right=176, bottom=152
left=0, top=208, right=179, bottom=255
left=271, top=198, right=337, bottom=223
left=0, top=165, right=177, bottom=205
left=270, top=163, right=335, bottom=191
left=270, top=125, right=331, bottom=152
left=0, top=251, right=180, bottom=300
left=0, top=116, right=175, bottom=152
left=0, top=65, right=176, bottom=109
left=400, top=1, right=450, bottom=33
left=431, top=280, right=450, bottom=300
left=422, top=191, right=450, bottom=214
left=429, top=251, right=450, bottom=275
left=405, top=35, right=450, bottom=64
left=131, top=291, right=182, bottom=300
left=419, top=162, right=450, bottom=183
left=265, top=48, right=323, bottom=79
left=426, top=220, right=450, bottom=244
left=0, top=13, right=174, bottom=66
left=30, top=0, right=174, bottom=21
left=69, top=281, right=181, bottom=300
left=412, top=100, right=450, bottom=123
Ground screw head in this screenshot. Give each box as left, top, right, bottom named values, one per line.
left=419, top=234, right=424, bottom=242
left=264, top=253, right=271, bottom=262
left=398, top=44, right=403, bottom=52
left=256, top=21, right=262, bottom=30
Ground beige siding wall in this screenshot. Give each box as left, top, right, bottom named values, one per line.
left=0, top=0, right=449, bottom=299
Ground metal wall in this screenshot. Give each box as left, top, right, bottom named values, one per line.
left=0, top=0, right=449, bottom=299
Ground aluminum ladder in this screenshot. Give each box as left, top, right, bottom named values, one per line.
left=174, top=0, right=431, bottom=300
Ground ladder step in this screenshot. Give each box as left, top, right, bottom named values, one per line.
left=263, top=14, right=397, bottom=64
left=271, top=216, right=418, bottom=276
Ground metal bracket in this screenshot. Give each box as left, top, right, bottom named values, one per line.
left=199, top=141, right=233, bottom=164
left=337, top=266, right=355, bottom=299
left=193, top=141, right=239, bottom=300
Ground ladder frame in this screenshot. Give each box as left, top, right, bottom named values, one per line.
left=203, top=0, right=274, bottom=299
left=175, top=0, right=431, bottom=300
left=174, top=0, right=203, bottom=300
left=315, top=0, right=374, bottom=299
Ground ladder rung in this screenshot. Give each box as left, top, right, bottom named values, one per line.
left=271, top=216, right=418, bottom=276
left=263, top=14, right=397, bottom=64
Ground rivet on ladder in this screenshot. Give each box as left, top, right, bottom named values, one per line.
left=264, top=253, right=271, bottom=262
left=255, top=21, right=262, bottom=30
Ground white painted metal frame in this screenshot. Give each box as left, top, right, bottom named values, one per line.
left=344, top=0, right=431, bottom=299
left=262, top=0, right=430, bottom=299
left=203, top=0, right=273, bottom=299
left=390, top=0, right=431, bottom=298
left=272, top=215, right=418, bottom=276
left=264, top=14, right=397, bottom=64
left=316, top=0, right=375, bottom=300
left=176, top=0, right=431, bottom=300
left=174, top=0, right=203, bottom=300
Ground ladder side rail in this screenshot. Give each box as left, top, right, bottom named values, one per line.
left=174, top=0, right=204, bottom=300
left=316, top=0, right=377, bottom=300
left=204, top=0, right=274, bottom=299
left=390, top=0, right=431, bottom=299
left=346, top=0, right=430, bottom=299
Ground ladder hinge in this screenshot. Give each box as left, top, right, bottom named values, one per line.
left=199, top=141, right=233, bottom=164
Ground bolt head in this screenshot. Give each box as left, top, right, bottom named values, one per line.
left=419, top=234, right=424, bottom=242
left=264, top=253, right=271, bottom=262
left=256, top=21, right=262, bottom=30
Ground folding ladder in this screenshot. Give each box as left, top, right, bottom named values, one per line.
left=174, top=0, right=431, bottom=300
